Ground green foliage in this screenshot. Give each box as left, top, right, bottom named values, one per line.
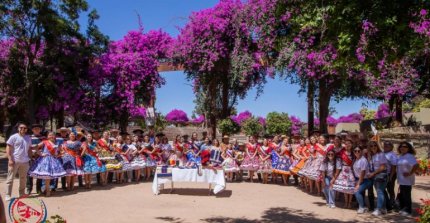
left=417, top=198, right=430, bottom=223
left=265, top=112, right=291, bottom=135
left=218, top=118, right=240, bottom=136
left=242, top=117, right=264, bottom=136
left=154, top=113, right=168, bottom=133
left=360, top=107, right=376, bottom=120
left=46, top=215, right=66, bottom=223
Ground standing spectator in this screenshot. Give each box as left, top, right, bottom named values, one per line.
left=383, top=141, right=398, bottom=212
left=367, top=141, right=388, bottom=216
left=353, top=146, right=372, bottom=214
left=4, top=123, right=32, bottom=201
left=396, top=142, right=419, bottom=217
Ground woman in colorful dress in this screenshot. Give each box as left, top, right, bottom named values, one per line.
left=141, top=135, right=157, bottom=180
left=270, top=135, right=282, bottom=183
left=273, top=137, right=294, bottom=185
left=258, top=138, right=273, bottom=184
left=61, top=132, right=84, bottom=191
left=29, top=131, right=66, bottom=196
left=97, top=131, right=119, bottom=185
left=111, top=136, right=128, bottom=183
left=332, top=138, right=356, bottom=208
left=173, top=135, right=186, bottom=166
left=209, top=139, right=223, bottom=167
left=82, top=133, right=106, bottom=189
left=161, top=136, right=173, bottom=164
left=294, top=138, right=311, bottom=188
left=222, top=143, right=239, bottom=181
left=305, top=136, right=327, bottom=196
left=240, top=136, right=260, bottom=182
left=129, top=136, right=145, bottom=181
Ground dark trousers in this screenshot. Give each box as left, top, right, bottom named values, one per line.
left=398, top=185, right=412, bottom=214
left=61, top=177, right=66, bottom=189
left=361, top=181, right=375, bottom=210
left=78, top=175, right=83, bottom=186
left=96, top=173, right=101, bottom=184
left=107, top=172, right=114, bottom=183
left=26, top=176, right=42, bottom=193
left=384, top=175, right=397, bottom=211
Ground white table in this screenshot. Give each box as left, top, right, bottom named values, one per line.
left=152, top=167, right=226, bottom=195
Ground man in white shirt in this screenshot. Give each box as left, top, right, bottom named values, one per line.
left=4, top=123, right=32, bottom=201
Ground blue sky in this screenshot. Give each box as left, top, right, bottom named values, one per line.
left=81, top=0, right=379, bottom=120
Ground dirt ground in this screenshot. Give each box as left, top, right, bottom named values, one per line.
left=1, top=172, right=428, bottom=223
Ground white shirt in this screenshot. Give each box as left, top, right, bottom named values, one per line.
left=397, top=153, right=418, bottom=186
left=353, top=156, right=369, bottom=179
left=6, top=133, right=31, bottom=163
left=319, top=159, right=341, bottom=178
left=370, top=152, right=388, bottom=172
left=384, top=151, right=398, bottom=174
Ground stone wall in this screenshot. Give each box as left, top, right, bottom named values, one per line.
left=379, top=127, right=430, bottom=159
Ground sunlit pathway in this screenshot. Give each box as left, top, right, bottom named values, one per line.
left=1, top=176, right=427, bottom=222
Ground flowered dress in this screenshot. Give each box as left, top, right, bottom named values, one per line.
left=97, top=139, right=122, bottom=171
left=270, top=143, right=282, bottom=168
left=29, top=140, right=67, bottom=179
left=291, top=145, right=310, bottom=175
left=113, top=143, right=132, bottom=171
left=332, top=149, right=356, bottom=194
left=240, top=143, right=260, bottom=171
left=306, top=144, right=330, bottom=181
left=129, top=144, right=146, bottom=170
left=161, top=143, right=173, bottom=164
left=222, top=149, right=239, bottom=172
left=273, top=147, right=293, bottom=175
left=257, top=145, right=273, bottom=174
left=62, top=141, right=84, bottom=176
left=83, top=141, right=106, bottom=174
left=185, top=142, right=201, bottom=167
left=143, top=143, right=157, bottom=167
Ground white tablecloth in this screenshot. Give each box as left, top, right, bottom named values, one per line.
left=152, top=168, right=226, bottom=195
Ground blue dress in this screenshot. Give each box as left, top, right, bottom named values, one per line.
left=29, top=142, right=67, bottom=179
left=62, top=141, right=84, bottom=176
left=83, top=142, right=106, bottom=174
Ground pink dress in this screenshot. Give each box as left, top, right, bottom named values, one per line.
left=240, top=143, right=260, bottom=171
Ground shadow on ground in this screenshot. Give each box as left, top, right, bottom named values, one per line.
left=158, top=188, right=232, bottom=198
left=156, top=206, right=417, bottom=223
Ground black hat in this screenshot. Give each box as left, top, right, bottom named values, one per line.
left=132, top=129, right=144, bottom=135
left=155, top=132, right=165, bottom=137
left=31, top=123, right=43, bottom=129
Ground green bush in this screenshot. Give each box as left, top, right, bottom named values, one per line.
left=242, top=117, right=264, bottom=136
left=265, top=112, right=291, bottom=135
left=218, top=118, right=240, bottom=136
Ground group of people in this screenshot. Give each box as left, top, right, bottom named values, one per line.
left=3, top=123, right=420, bottom=218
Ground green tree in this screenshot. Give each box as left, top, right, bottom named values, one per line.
left=242, top=117, right=264, bottom=137
left=218, top=118, right=240, bottom=136
left=360, top=107, right=376, bottom=120
left=265, top=112, right=291, bottom=135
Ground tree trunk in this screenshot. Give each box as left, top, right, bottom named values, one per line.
left=318, top=78, right=330, bottom=135
left=119, top=111, right=129, bottom=133
left=307, top=80, right=315, bottom=137
left=395, top=96, right=403, bottom=124
left=221, top=76, right=230, bottom=119
left=56, top=108, right=65, bottom=128
left=27, top=84, right=36, bottom=125
left=207, top=80, right=218, bottom=139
